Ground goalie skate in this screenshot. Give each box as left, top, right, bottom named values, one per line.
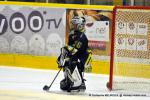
left=69, top=82, right=86, bottom=92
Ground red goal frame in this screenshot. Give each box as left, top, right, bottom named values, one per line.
left=107, top=6, right=150, bottom=91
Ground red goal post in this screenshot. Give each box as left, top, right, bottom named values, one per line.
left=107, top=6, right=150, bottom=92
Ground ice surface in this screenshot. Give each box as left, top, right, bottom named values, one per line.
left=0, top=66, right=149, bottom=100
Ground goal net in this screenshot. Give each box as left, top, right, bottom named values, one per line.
left=108, top=6, right=150, bottom=93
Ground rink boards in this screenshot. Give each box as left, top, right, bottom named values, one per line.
left=0, top=1, right=113, bottom=74
left=0, top=2, right=149, bottom=78
left=0, top=54, right=110, bottom=74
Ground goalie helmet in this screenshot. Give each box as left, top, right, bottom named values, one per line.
left=71, top=16, right=86, bottom=32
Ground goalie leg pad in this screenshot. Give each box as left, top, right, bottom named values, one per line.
left=60, top=78, right=73, bottom=91
left=60, top=60, right=85, bottom=91
left=60, top=60, right=77, bottom=91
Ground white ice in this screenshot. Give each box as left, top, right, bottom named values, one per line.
left=0, top=66, right=149, bottom=100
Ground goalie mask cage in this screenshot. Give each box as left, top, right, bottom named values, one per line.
left=107, top=6, right=150, bottom=93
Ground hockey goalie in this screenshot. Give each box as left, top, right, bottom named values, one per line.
left=57, top=16, right=92, bottom=92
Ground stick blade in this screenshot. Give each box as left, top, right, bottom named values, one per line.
left=43, top=85, right=49, bottom=91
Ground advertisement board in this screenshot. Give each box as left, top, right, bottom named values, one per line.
left=0, top=5, right=66, bottom=56
left=66, top=9, right=112, bottom=57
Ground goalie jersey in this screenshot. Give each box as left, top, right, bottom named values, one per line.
left=68, top=30, right=88, bottom=57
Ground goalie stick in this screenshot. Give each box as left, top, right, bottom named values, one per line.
left=43, top=45, right=68, bottom=91
left=43, top=67, right=62, bottom=91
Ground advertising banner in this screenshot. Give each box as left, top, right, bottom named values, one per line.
left=66, top=9, right=112, bottom=56
left=0, top=5, right=66, bottom=56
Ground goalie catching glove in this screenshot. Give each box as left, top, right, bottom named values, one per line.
left=57, top=46, right=70, bottom=68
